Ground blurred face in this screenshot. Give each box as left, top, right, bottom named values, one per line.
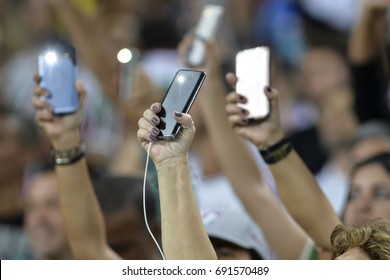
left=343, top=164, right=390, bottom=226
left=301, top=49, right=348, bottom=102
left=105, top=208, right=158, bottom=260
left=317, top=88, right=357, bottom=151
left=336, top=247, right=370, bottom=260
left=210, top=238, right=252, bottom=260
left=24, top=172, right=71, bottom=259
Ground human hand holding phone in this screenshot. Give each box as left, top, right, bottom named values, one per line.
left=137, top=103, right=196, bottom=165
left=32, top=74, right=86, bottom=150
left=38, top=43, right=79, bottom=115
left=225, top=73, right=284, bottom=149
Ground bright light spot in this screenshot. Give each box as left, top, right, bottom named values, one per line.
left=177, top=75, right=185, bottom=83
left=44, top=51, right=58, bottom=65
left=117, top=48, right=132, bottom=63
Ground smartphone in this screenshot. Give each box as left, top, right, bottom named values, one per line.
left=157, top=69, right=206, bottom=140
left=187, top=5, right=224, bottom=67
left=117, top=47, right=140, bottom=99
left=38, top=43, right=78, bottom=115
left=236, top=47, right=271, bottom=123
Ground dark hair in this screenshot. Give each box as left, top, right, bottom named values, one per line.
left=350, top=152, right=390, bottom=178
left=93, top=176, right=159, bottom=224
left=350, top=120, right=390, bottom=149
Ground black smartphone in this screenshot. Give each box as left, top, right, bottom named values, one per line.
left=38, top=43, right=78, bottom=115
left=157, top=69, right=206, bottom=140
left=236, top=46, right=271, bottom=124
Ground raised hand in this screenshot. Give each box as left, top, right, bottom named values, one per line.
left=32, top=74, right=86, bottom=149
left=225, top=72, right=284, bottom=149
left=137, top=103, right=195, bottom=165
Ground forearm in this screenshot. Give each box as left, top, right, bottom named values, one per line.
left=200, top=74, right=263, bottom=192
left=269, top=150, right=341, bottom=250
left=53, top=135, right=117, bottom=259
left=157, top=156, right=217, bottom=260
left=349, top=6, right=387, bottom=64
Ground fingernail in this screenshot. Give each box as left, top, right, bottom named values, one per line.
left=239, top=95, right=247, bottom=102
left=152, top=127, right=159, bottom=135
left=152, top=106, right=158, bottom=113
left=152, top=117, right=159, bottom=125
left=150, top=135, right=157, bottom=142
left=266, top=86, right=272, bottom=92
left=174, top=111, right=182, bottom=117
left=241, top=109, right=248, bottom=115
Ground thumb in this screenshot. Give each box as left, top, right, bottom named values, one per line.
left=173, top=111, right=195, bottom=143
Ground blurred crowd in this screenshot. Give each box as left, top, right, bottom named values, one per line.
left=0, top=0, right=389, bottom=260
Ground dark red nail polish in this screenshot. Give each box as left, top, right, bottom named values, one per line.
left=175, top=111, right=182, bottom=117
left=152, top=106, right=158, bottom=113
left=152, top=117, right=159, bottom=125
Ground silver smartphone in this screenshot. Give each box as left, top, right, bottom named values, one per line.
left=236, top=46, right=271, bottom=123
left=157, top=69, right=206, bottom=140
left=38, top=44, right=78, bottom=115
left=187, top=5, right=224, bottom=67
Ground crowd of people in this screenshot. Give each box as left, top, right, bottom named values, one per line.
left=1, top=0, right=390, bottom=260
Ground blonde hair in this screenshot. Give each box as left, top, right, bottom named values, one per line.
left=331, top=218, right=390, bottom=260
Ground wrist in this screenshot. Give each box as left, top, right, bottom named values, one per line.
left=156, top=155, right=189, bottom=171
left=260, top=130, right=285, bottom=149
left=51, top=131, right=81, bottom=150
left=259, top=137, right=293, bottom=164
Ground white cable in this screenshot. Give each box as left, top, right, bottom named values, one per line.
left=143, top=141, right=166, bottom=260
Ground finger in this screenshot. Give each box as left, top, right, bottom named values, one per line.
left=264, top=86, right=279, bottom=115
left=137, top=127, right=157, bottom=144
left=76, top=81, right=87, bottom=109
left=226, top=92, right=247, bottom=105
left=226, top=103, right=248, bottom=116
left=143, top=108, right=160, bottom=126
left=150, top=103, right=162, bottom=114
left=173, top=112, right=196, bottom=140
left=225, top=72, right=237, bottom=89
left=228, top=114, right=246, bottom=127
left=33, top=73, right=41, bottom=84
left=33, top=86, right=51, bottom=98
left=32, top=96, right=52, bottom=111
left=138, top=117, right=160, bottom=140
left=35, top=109, right=54, bottom=123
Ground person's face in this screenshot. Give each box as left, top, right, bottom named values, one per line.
left=343, top=164, right=390, bottom=226
left=210, top=238, right=252, bottom=260
left=336, top=247, right=370, bottom=260
left=24, top=172, right=71, bottom=259
left=105, top=208, right=158, bottom=260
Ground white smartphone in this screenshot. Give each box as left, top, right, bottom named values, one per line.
left=117, top=47, right=140, bottom=99
left=187, top=5, right=224, bottom=67
left=236, top=46, right=271, bottom=123
left=38, top=43, right=78, bottom=115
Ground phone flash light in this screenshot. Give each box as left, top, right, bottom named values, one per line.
left=44, top=51, right=58, bottom=65
left=177, top=75, right=185, bottom=83
left=117, top=48, right=132, bottom=64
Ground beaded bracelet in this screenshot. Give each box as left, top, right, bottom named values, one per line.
left=259, top=138, right=293, bottom=164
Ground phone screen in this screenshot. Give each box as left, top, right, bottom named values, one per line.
left=158, top=70, right=206, bottom=139
left=38, top=44, right=78, bottom=115
left=236, top=47, right=270, bottom=123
